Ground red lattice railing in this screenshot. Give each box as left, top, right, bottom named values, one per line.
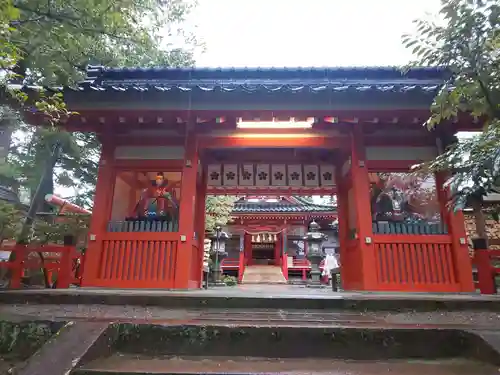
left=373, top=235, right=459, bottom=292
left=97, top=238, right=178, bottom=288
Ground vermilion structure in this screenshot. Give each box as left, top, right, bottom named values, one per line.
left=32, top=66, right=477, bottom=292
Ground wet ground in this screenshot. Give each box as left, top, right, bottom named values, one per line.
left=3, top=284, right=500, bottom=300
left=2, top=303, right=500, bottom=329
left=81, top=355, right=499, bottom=374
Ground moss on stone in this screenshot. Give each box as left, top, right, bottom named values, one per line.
left=0, top=320, right=63, bottom=360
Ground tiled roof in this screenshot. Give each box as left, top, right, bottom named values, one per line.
left=232, top=197, right=336, bottom=214
left=73, top=65, right=448, bottom=95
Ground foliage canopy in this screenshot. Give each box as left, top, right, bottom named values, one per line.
left=0, top=0, right=199, bottom=208
left=402, top=0, right=500, bottom=209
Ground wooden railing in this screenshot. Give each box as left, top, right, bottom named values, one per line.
left=372, top=221, right=448, bottom=235
left=96, top=233, right=178, bottom=288
left=107, top=218, right=178, bottom=232
left=286, top=258, right=325, bottom=281
left=373, top=235, right=459, bottom=292
left=473, top=249, right=500, bottom=294
left=0, top=244, right=82, bottom=288
left=220, top=258, right=240, bottom=271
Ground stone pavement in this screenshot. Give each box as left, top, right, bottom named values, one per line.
left=2, top=303, right=500, bottom=330
left=1, top=284, right=500, bottom=311
left=2, top=289, right=500, bottom=375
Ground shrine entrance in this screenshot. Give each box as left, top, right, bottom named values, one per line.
left=204, top=146, right=338, bottom=283
left=72, top=65, right=476, bottom=293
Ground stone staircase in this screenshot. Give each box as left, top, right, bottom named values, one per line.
left=242, top=265, right=287, bottom=284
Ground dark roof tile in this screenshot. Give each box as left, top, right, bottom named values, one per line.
left=69, top=65, right=448, bottom=95
left=232, top=197, right=336, bottom=214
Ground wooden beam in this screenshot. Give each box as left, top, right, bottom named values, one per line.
left=366, top=160, right=423, bottom=171
left=199, top=136, right=344, bottom=149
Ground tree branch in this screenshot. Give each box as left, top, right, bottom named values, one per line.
left=13, top=4, right=133, bottom=42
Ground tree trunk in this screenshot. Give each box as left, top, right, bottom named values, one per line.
left=7, top=142, right=62, bottom=288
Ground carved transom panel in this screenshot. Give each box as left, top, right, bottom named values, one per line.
left=207, top=164, right=335, bottom=187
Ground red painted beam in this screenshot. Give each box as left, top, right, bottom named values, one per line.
left=199, top=136, right=343, bottom=149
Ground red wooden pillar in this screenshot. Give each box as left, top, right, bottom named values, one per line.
left=474, top=250, right=495, bottom=294
left=274, top=233, right=281, bottom=266
left=281, top=229, right=289, bottom=280
left=244, top=232, right=252, bottom=265
left=350, top=126, right=378, bottom=290
left=82, top=140, right=115, bottom=286
left=193, top=165, right=208, bottom=288
left=175, top=132, right=199, bottom=289
left=335, top=155, right=350, bottom=288
left=435, top=172, right=474, bottom=292
left=238, top=233, right=245, bottom=282
left=9, top=245, right=24, bottom=289
left=57, top=246, right=73, bottom=289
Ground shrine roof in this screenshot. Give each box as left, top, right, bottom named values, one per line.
left=232, top=196, right=336, bottom=215
left=76, top=65, right=448, bottom=94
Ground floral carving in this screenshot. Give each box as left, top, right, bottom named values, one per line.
left=322, top=172, right=333, bottom=181
left=258, top=171, right=268, bottom=181
left=274, top=171, right=284, bottom=180
left=242, top=170, right=252, bottom=180
left=290, top=172, right=300, bottom=181
left=306, top=172, right=316, bottom=181
left=210, top=171, right=220, bottom=180
left=225, top=171, right=236, bottom=180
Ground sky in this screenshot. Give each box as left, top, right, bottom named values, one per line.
left=189, top=0, right=442, bottom=68
left=55, top=0, right=447, bottom=201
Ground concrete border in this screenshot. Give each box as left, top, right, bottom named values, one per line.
left=1, top=288, right=500, bottom=311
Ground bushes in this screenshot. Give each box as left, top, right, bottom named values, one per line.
left=222, top=275, right=237, bottom=286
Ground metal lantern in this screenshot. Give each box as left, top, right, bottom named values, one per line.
left=304, top=220, right=327, bottom=287
left=210, top=221, right=230, bottom=285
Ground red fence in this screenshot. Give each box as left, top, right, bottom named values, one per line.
left=0, top=244, right=83, bottom=288
left=95, top=233, right=178, bottom=288
left=473, top=249, right=500, bottom=294
left=373, top=235, right=460, bottom=292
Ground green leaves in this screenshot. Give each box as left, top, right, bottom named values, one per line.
left=205, top=196, right=238, bottom=232
left=0, top=0, right=198, bottom=209
left=7, top=0, right=198, bottom=86
left=404, top=0, right=500, bottom=210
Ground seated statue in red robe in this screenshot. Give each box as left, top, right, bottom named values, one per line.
left=131, top=172, right=179, bottom=219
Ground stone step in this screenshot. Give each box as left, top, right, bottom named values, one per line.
left=4, top=289, right=500, bottom=312
left=16, top=321, right=109, bottom=375
left=73, top=356, right=497, bottom=375
left=242, top=266, right=287, bottom=284
left=71, top=323, right=500, bottom=375
left=69, top=323, right=500, bottom=375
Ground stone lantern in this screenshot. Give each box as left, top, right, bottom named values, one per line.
left=210, top=222, right=230, bottom=284
left=304, top=220, right=327, bottom=287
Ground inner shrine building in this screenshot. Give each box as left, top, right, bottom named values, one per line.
left=46, top=66, right=479, bottom=292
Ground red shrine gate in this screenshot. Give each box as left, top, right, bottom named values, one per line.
left=36, top=66, right=478, bottom=292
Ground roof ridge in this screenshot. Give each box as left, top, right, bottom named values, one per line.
left=83, top=65, right=449, bottom=87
